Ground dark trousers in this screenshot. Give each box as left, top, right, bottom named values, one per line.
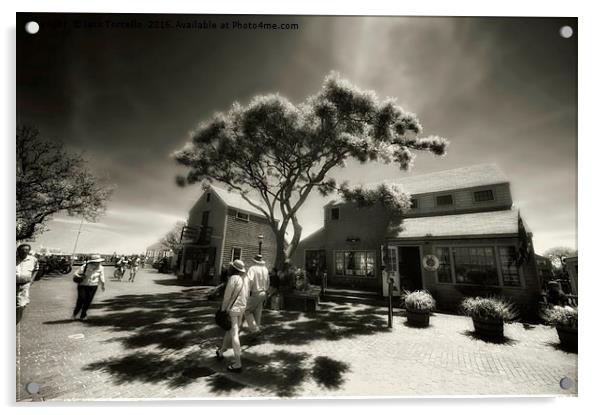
left=73, top=285, right=98, bottom=318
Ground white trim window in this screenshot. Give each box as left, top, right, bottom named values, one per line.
left=498, top=246, right=522, bottom=287
left=435, top=247, right=453, bottom=283
left=474, top=189, right=494, bottom=202
left=334, top=250, right=376, bottom=277
left=230, top=247, right=242, bottom=262
left=452, top=246, right=498, bottom=286
left=235, top=211, right=250, bottom=222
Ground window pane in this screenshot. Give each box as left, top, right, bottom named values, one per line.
left=366, top=252, right=375, bottom=276
left=474, top=190, right=494, bottom=202
left=331, top=208, right=340, bottom=220
left=335, top=252, right=344, bottom=275
left=435, top=247, right=453, bottom=283
left=436, top=195, right=453, bottom=206
left=499, top=246, right=521, bottom=287
left=453, top=246, right=498, bottom=285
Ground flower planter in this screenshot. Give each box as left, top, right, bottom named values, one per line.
left=472, top=316, right=504, bottom=339
left=556, top=326, right=578, bottom=348
left=406, top=308, right=431, bottom=327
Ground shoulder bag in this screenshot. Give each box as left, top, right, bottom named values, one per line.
left=215, top=281, right=243, bottom=331
left=73, top=263, right=88, bottom=284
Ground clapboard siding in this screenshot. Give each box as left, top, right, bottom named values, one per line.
left=221, top=208, right=278, bottom=270
left=406, top=183, right=512, bottom=217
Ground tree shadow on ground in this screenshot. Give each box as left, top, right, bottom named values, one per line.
left=83, top=348, right=350, bottom=397
left=545, top=341, right=578, bottom=354
left=67, top=284, right=373, bottom=396
left=461, top=330, right=517, bottom=345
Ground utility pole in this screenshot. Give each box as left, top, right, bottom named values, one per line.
left=70, top=217, right=85, bottom=266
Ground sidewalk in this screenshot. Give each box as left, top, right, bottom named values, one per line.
left=17, top=269, right=577, bottom=400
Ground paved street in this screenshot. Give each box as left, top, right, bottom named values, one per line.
left=17, top=268, right=577, bottom=401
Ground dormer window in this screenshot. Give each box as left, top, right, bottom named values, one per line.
left=474, top=189, right=494, bottom=202
left=236, top=211, right=249, bottom=222
left=436, top=194, right=454, bottom=206
left=331, top=207, right=340, bottom=220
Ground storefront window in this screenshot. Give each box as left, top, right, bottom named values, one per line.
left=335, top=251, right=376, bottom=277
left=452, top=246, right=498, bottom=286
left=499, top=246, right=521, bottom=287
left=335, top=252, right=344, bottom=275
left=435, top=247, right=453, bottom=283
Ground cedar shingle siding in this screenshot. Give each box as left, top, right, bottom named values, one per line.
left=293, top=164, right=541, bottom=316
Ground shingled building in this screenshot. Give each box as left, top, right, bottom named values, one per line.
left=293, top=164, right=540, bottom=313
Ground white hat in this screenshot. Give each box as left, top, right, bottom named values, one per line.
left=230, top=259, right=246, bottom=273
left=87, top=254, right=104, bottom=263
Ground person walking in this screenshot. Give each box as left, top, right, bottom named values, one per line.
left=16, top=244, right=39, bottom=324
left=244, top=254, right=270, bottom=335
left=128, top=256, right=140, bottom=282
left=215, top=259, right=249, bottom=373
left=73, top=254, right=106, bottom=320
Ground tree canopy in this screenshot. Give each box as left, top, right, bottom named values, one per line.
left=174, top=72, right=449, bottom=267
left=159, top=221, right=187, bottom=254
left=16, top=125, right=113, bottom=241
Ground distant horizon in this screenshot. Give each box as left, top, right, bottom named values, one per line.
left=18, top=14, right=577, bottom=256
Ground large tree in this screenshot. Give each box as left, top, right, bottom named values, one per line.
left=174, top=73, right=449, bottom=268
left=543, top=246, right=578, bottom=271
left=16, top=125, right=113, bottom=241
left=160, top=221, right=187, bottom=254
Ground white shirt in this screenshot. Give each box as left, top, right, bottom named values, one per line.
left=77, top=263, right=106, bottom=287
left=16, top=255, right=38, bottom=284
left=222, top=273, right=250, bottom=314
left=247, top=264, right=269, bottom=294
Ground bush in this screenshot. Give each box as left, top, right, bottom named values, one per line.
left=403, top=290, right=436, bottom=312
left=543, top=306, right=578, bottom=328
left=459, top=296, right=518, bottom=322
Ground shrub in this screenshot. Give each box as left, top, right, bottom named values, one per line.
left=543, top=306, right=578, bottom=328
left=459, top=296, right=518, bottom=322
left=403, top=290, right=436, bottom=312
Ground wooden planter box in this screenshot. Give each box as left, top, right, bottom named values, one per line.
left=406, top=308, right=431, bottom=327
left=472, top=317, right=504, bottom=339
left=556, top=326, right=578, bottom=348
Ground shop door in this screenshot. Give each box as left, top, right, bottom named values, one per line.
left=398, top=246, right=423, bottom=291
left=305, top=250, right=326, bottom=284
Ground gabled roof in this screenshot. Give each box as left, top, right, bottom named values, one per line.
left=387, top=209, right=519, bottom=239
left=387, top=163, right=508, bottom=195
left=210, top=185, right=265, bottom=216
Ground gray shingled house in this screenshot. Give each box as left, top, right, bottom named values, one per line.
left=179, top=185, right=277, bottom=283
left=292, top=164, right=541, bottom=314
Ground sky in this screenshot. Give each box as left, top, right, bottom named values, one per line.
left=16, top=14, right=577, bottom=255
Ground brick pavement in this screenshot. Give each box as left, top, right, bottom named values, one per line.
left=16, top=269, right=577, bottom=401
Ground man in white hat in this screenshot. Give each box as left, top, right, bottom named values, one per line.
left=244, top=254, right=270, bottom=334
left=72, top=254, right=106, bottom=320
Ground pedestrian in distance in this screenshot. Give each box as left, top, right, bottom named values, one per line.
left=73, top=254, right=106, bottom=320
left=215, top=259, right=249, bottom=373
left=244, top=254, right=270, bottom=336
left=16, top=243, right=39, bottom=324
left=128, top=255, right=140, bottom=282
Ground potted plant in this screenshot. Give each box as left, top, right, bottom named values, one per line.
left=543, top=306, right=578, bottom=348
left=403, top=290, right=436, bottom=327
left=460, top=297, right=517, bottom=339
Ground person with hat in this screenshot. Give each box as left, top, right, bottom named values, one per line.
left=72, top=254, right=106, bottom=320
left=244, top=254, right=270, bottom=335
left=16, top=243, right=39, bottom=324
left=216, top=259, right=250, bottom=372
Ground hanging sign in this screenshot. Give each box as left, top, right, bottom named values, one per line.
left=422, top=254, right=440, bottom=271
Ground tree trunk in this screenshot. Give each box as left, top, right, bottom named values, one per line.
left=274, top=230, right=288, bottom=270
